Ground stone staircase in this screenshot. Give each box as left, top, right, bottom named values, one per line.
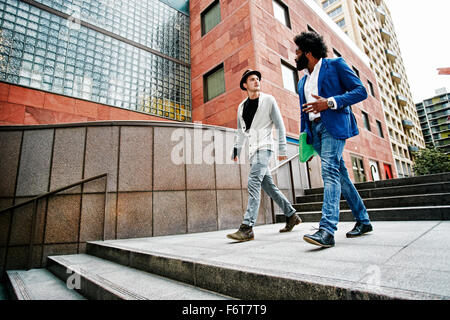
left=4, top=173, right=450, bottom=300
left=277, top=172, right=450, bottom=223
left=6, top=222, right=449, bottom=300
left=5, top=243, right=234, bottom=300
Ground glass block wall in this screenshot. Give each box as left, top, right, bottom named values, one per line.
left=0, top=0, right=192, bottom=121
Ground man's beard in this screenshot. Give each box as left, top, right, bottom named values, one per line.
left=296, top=53, right=309, bottom=71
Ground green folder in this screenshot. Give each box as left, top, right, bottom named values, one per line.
left=299, top=132, right=317, bottom=163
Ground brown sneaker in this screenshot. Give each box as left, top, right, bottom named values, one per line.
left=226, top=224, right=254, bottom=242
left=279, top=213, right=302, bottom=233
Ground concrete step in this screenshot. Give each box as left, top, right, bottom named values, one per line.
left=6, top=269, right=86, bottom=300
left=305, top=172, right=450, bottom=195
left=296, top=182, right=450, bottom=204
left=277, top=206, right=450, bottom=223
left=293, top=193, right=450, bottom=212
left=83, top=232, right=447, bottom=300
left=47, top=254, right=232, bottom=300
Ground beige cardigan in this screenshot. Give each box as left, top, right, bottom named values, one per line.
left=234, top=92, right=287, bottom=159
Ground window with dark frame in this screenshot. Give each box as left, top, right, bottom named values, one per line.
left=307, top=24, right=317, bottom=33
left=273, top=0, right=291, bottom=28
left=203, top=64, right=225, bottom=102
left=362, top=111, right=371, bottom=131
left=336, top=18, right=346, bottom=28
left=280, top=60, right=299, bottom=93
left=368, top=80, right=376, bottom=97
left=351, top=155, right=367, bottom=183
left=201, top=0, right=221, bottom=36
left=333, top=48, right=342, bottom=57
left=352, top=66, right=360, bottom=78
left=376, top=120, right=384, bottom=138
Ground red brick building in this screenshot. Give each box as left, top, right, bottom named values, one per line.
left=190, top=0, right=396, bottom=181
left=0, top=0, right=396, bottom=181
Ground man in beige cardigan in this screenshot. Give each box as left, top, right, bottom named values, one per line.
left=227, top=70, right=301, bottom=242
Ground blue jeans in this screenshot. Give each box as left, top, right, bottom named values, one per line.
left=311, top=121, right=370, bottom=236
left=243, top=149, right=296, bottom=226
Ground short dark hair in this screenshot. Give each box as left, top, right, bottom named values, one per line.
left=294, top=32, right=328, bottom=59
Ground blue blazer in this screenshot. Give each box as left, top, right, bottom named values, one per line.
left=298, top=57, right=368, bottom=144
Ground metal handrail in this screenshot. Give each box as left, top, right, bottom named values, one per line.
left=0, top=173, right=108, bottom=215
left=1, top=173, right=108, bottom=275
left=268, top=153, right=300, bottom=224
left=269, top=153, right=300, bottom=173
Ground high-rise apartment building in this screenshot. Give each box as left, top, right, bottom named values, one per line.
left=316, top=0, right=425, bottom=178
left=416, top=88, right=450, bottom=155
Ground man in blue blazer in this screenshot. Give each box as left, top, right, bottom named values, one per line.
left=294, top=32, right=373, bottom=248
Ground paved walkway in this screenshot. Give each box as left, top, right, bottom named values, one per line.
left=99, top=221, right=450, bottom=299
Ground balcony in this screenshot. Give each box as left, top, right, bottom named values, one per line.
left=385, top=49, right=397, bottom=63
left=380, top=28, right=391, bottom=42
left=432, top=124, right=450, bottom=133
left=408, top=145, right=420, bottom=153
left=402, top=119, right=414, bottom=129
left=396, top=94, right=408, bottom=106
left=376, top=7, right=386, bottom=25
left=435, top=139, right=450, bottom=147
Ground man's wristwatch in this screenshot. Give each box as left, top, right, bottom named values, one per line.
left=327, top=98, right=335, bottom=109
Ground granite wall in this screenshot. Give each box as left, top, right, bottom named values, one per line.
left=0, top=121, right=309, bottom=272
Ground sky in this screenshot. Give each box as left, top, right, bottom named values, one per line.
left=383, top=0, right=450, bottom=103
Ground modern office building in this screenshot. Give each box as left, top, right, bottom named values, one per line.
left=416, top=88, right=450, bottom=155
left=0, top=0, right=396, bottom=182
left=315, top=0, right=425, bottom=178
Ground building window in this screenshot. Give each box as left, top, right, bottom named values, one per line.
left=368, top=80, right=376, bottom=97
left=362, top=111, right=371, bottom=131
left=402, top=162, right=409, bottom=177
left=204, top=64, right=225, bottom=102
left=395, top=160, right=403, bottom=178
left=352, top=66, right=360, bottom=78
left=281, top=60, right=298, bottom=93
left=336, top=18, right=346, bottom=28
left=351, top=155, right=366, bottom=183
left=407, top=163, right=412, bottom=176
left=201, top=0, right=221, bottom=36
left=307, top=25, right=317, bottom=33
left=323, top=0, right=339, bottom=9
left=329, top=5, right=343, bottom=19
left=333, top=48, right=342, bottom=58
left=273, top=0, right=291, bottom=28
left=376, top=120, right=384, bottom=138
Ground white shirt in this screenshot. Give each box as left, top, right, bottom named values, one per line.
left=303, top=58, right=337, bottom=121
